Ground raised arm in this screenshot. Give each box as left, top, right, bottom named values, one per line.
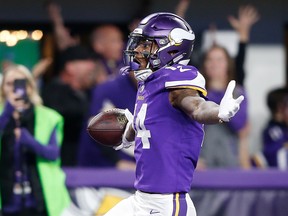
left=228, top=5, right=260, bottom=85
left=228, top=5, right=260, bottom=43
left=46, top=1, right=80, bottom=50
left=175, top=0, right=190, bottom=18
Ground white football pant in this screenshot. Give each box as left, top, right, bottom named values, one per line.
left=104, top=190, right=197, bottom=216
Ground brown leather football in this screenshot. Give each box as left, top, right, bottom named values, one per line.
left=87, top=108, right=128, bottom=147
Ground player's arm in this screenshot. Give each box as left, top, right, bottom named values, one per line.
left=169, top=80, right=244, bottom=124
left=170, top=88, right=221, bottom=124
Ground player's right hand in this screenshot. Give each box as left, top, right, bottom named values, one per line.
left=218, top=80, right=244, bottom=122
left=114, top=109, right=135, bottom=150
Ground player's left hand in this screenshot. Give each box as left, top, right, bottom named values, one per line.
left=218, top=80, right=244, bottom=122
left=114, top=109, right=135, bottom=150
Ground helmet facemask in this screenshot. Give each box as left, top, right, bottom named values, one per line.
left=124, top=34, right=159, bottom=81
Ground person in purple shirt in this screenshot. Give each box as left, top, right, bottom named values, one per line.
left=104, top=12, right=244, bottom=216
left=201, top=87, right=249, bottom=168
left=77, top=73, right=137, bottom=169
left=262, top=87, right=288, bottom=168
left=197, top=5, right=260, bottom=169
left=199, top=45, right=250, bottom=169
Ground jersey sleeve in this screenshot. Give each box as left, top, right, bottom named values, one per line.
left=163, top=64, right=207, bottom=96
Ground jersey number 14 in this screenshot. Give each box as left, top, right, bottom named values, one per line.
left=135, top=103, right=151, bottom=149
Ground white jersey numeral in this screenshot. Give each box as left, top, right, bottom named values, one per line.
left=166, top=65, right=191, bottom=72
left=135, top=103, right=151, bottom=149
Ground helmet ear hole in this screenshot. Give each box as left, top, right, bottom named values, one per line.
left=152, top=59, right=161, bottom=67
left=168, top=50, right=178, bottom=57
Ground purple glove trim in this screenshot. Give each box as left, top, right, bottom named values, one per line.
left=19, top=127, right=60, bottom=160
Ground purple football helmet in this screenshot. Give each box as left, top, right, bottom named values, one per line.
left=122, top=12, right=195, bottom=78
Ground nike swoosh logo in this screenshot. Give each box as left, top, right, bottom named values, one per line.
left=179, top=67, right=191, bottom=72
left=150, top=210, right=160, bottom=214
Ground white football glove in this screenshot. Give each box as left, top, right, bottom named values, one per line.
left=218, top=80, right=244, bottom=122
left=114, top=109, right=135, bottom=150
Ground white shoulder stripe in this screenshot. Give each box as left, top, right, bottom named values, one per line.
left=165, top=72, right=206, bottom=90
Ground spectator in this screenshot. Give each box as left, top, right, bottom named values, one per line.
left=41, top=45, right=98, bottom=166
left=199, top=43, right=250, bottom=169
left=90, top=24, right=125, bottom=78
left=197, top=5, right=259, bottom=169
left=0, top=65, right=70, bottom=216
left=262, top=87, right=288, bottom=169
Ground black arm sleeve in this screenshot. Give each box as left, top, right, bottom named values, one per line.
left=235, top=42, right=247, bottom=86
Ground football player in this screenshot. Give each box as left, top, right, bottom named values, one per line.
left=105, top=12, right=244, bottom=216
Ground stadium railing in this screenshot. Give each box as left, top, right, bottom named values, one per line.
left=64, top=168, right=288, bottom=216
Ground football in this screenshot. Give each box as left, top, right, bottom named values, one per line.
left=87, top=108, right=128, bottom=147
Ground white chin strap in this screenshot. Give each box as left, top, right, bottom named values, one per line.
left=134, top=55, right=155, bottom=82
left=134, top=69, right=153, bottom=81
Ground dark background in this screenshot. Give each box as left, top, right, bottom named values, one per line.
left=1, top=0, right=288, bottom=82
left=0, top=0, right=287, bottom=44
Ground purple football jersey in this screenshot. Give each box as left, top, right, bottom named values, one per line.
left=133, top=64, right=206, bottom=193
left=263, top=120, right=288, bottom=167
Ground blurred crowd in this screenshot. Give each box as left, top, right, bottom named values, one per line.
left=0, top=0, right=287, bottom=215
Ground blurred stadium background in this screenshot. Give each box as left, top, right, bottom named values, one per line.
left=0, top=0, right=288, bottom=215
